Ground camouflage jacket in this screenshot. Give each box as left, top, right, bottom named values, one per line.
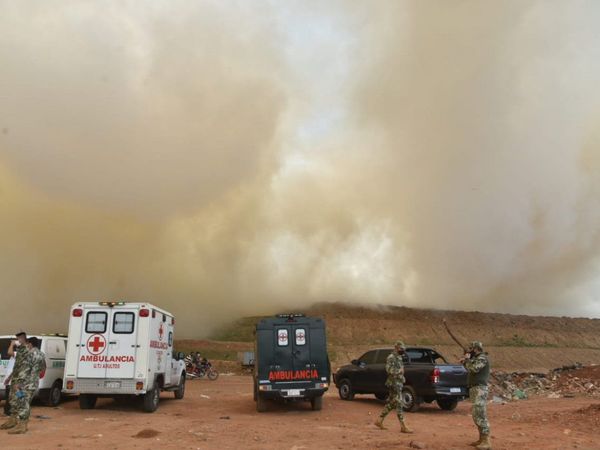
left=464, top=352, right=490, bottom=387
left=20, top=348, right=47, bottom=390
left=385, top=351, right=406, bottom=385
left=10, top=345, right=29, bottom=384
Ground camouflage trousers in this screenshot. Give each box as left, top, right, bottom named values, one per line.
left=469, top=385, right=490, bottom=435
left=9, top=385, right=35, bottom=421
left=379, top=382, right=404, bottom=421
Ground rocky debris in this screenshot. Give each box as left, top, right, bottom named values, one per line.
left=490, top=364, right=600, bottom=401
left=409, top=441, right=426, bottom=449
left=133, top=429, right=161, bottom=438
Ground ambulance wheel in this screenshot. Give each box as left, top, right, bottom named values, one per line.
left=338, top=379, right=355, bottom=401
left=79, top=394, right=97, bottom=410
left=143, top=388, right=160, bottom=413
left=174, top=374, right=186, bottom=399
left=256, top=393, right=268, bottom=413
left=46, top=381, right=62, bottom=407
left=310, top=395, right=323, bottom=411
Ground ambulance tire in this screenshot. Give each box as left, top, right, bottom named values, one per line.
left=46, top=381, right=63, bottom=407
left=256, top=393, right=268, bottom=412
left=143, top=387, right=160, bottom=413
left=79, top=394, right=97, bottom=410
left=174, top=374, right=186, bottom=399
left=310, top=395, right=323, bottom=411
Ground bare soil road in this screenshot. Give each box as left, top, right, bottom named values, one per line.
left=2, top=375, right=599, bottom=449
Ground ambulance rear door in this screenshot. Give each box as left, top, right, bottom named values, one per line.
left=105, top=308, right=139, bottom=379
left=78, top=308, right=110, bottom=378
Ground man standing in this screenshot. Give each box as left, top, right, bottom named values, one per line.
left=6, top=337, right=46, bottom=435
left=0, top=332, right=28, bottom=430
left=374, top=340, right=413, bottom=433
left=462, top=341, right=491, bottom=450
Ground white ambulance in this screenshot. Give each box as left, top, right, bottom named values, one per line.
left=63, top=302, right=186, bottom=412
left=0, top=334, right=68, bottom=407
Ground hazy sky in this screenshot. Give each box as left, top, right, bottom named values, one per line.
left=1, top=1, right=600, bottom=337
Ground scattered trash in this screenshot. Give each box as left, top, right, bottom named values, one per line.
left=200, top=394, right=211, bottom=399
left=219, top=416, right=231, bottom=420
left=35, top=415, right=51, bottom=419
left=490, top=364, right=600, bottom=401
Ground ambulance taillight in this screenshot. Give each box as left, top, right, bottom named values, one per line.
left=139, top=309, right=150, bottom=317
left=72, top=308, right=83, bottom=317
left=66, top=380, right=74, bottom=390
left=136, top=382, right=144, bottom=390
left=39, top=369, right=46, bottom=379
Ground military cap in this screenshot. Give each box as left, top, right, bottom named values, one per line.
left=394, top=340, right=406, bottom=349
left=468, top=341, right=483, bottom=351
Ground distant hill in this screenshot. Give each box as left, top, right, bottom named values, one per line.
left=199, top=302, right=600, bottom=371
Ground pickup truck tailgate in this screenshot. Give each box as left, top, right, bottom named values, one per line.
left=438, top=364, right=468, bottom=387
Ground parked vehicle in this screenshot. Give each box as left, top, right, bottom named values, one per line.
left=186, top=360, right=219, bottom=380
left=62, top=301, right=186, bottom=412
left=253, top=314, right=330, bottom=412
left=333, top=346, right=468, bottom=411
left=0, top=334, right=68, bottom=407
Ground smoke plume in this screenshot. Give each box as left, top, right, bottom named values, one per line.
left=1, top=1, right=600, bottom=337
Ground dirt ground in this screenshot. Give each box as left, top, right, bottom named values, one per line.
left=2, top=376, right=600, bottom=450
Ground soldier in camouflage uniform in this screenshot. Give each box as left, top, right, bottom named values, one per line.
left=0, top=332, right=28, bottom=430
left=462, top=341, right=491, bottom=450
left=3, top=337, right=46, bottom=435
left=374, top=340, right=413, bottom=433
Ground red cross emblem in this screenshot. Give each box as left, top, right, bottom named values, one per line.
left=87, top=334, right=106, bottom=355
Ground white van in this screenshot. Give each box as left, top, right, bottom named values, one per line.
left=62, top=302, right=186, bottom=412
left=0, top=334, right=68, bottom=407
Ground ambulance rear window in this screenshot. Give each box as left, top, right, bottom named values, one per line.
left=113, top=312, right=135, bottom=334
left=277, top=329, right=289, bottom=346
left=86, top=312, right=108, bottom=333
left=0, top=338, right=12, bottom=359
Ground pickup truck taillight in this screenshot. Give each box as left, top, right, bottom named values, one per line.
left=430, top=368, right=440, bottom=384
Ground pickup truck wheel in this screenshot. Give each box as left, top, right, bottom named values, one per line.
left=437, top=398, right=458, bottom=411
left=79, top=394, right=97, bottom=410
left=46, top=381, right=62, bottom=407
left=143, top=387, right=160, bottom=413
left=174, top=374, right=186, bottom=399
left=374, top=392, right=388, bottom=401
left=310, top=395, right=323, bottom=411
left=401, top=386, right=421, bottom=412
left=338, top=379, right=355, bottom=401
left=256, top=393, right=268, bottom=412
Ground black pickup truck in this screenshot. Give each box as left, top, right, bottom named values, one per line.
left=333, top=346, right=468, bottom=411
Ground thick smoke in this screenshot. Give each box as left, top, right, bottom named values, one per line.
left=1, top=1, right=600, bottom=337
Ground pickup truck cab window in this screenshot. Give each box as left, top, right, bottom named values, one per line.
left=358, top=350, right=377, bottom=365
left=406, top=349, right=432, bottom=364
left=375, top=349, right=391, bottom=364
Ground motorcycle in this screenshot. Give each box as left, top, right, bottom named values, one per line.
left=186, top=360, right=219, bottom=380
